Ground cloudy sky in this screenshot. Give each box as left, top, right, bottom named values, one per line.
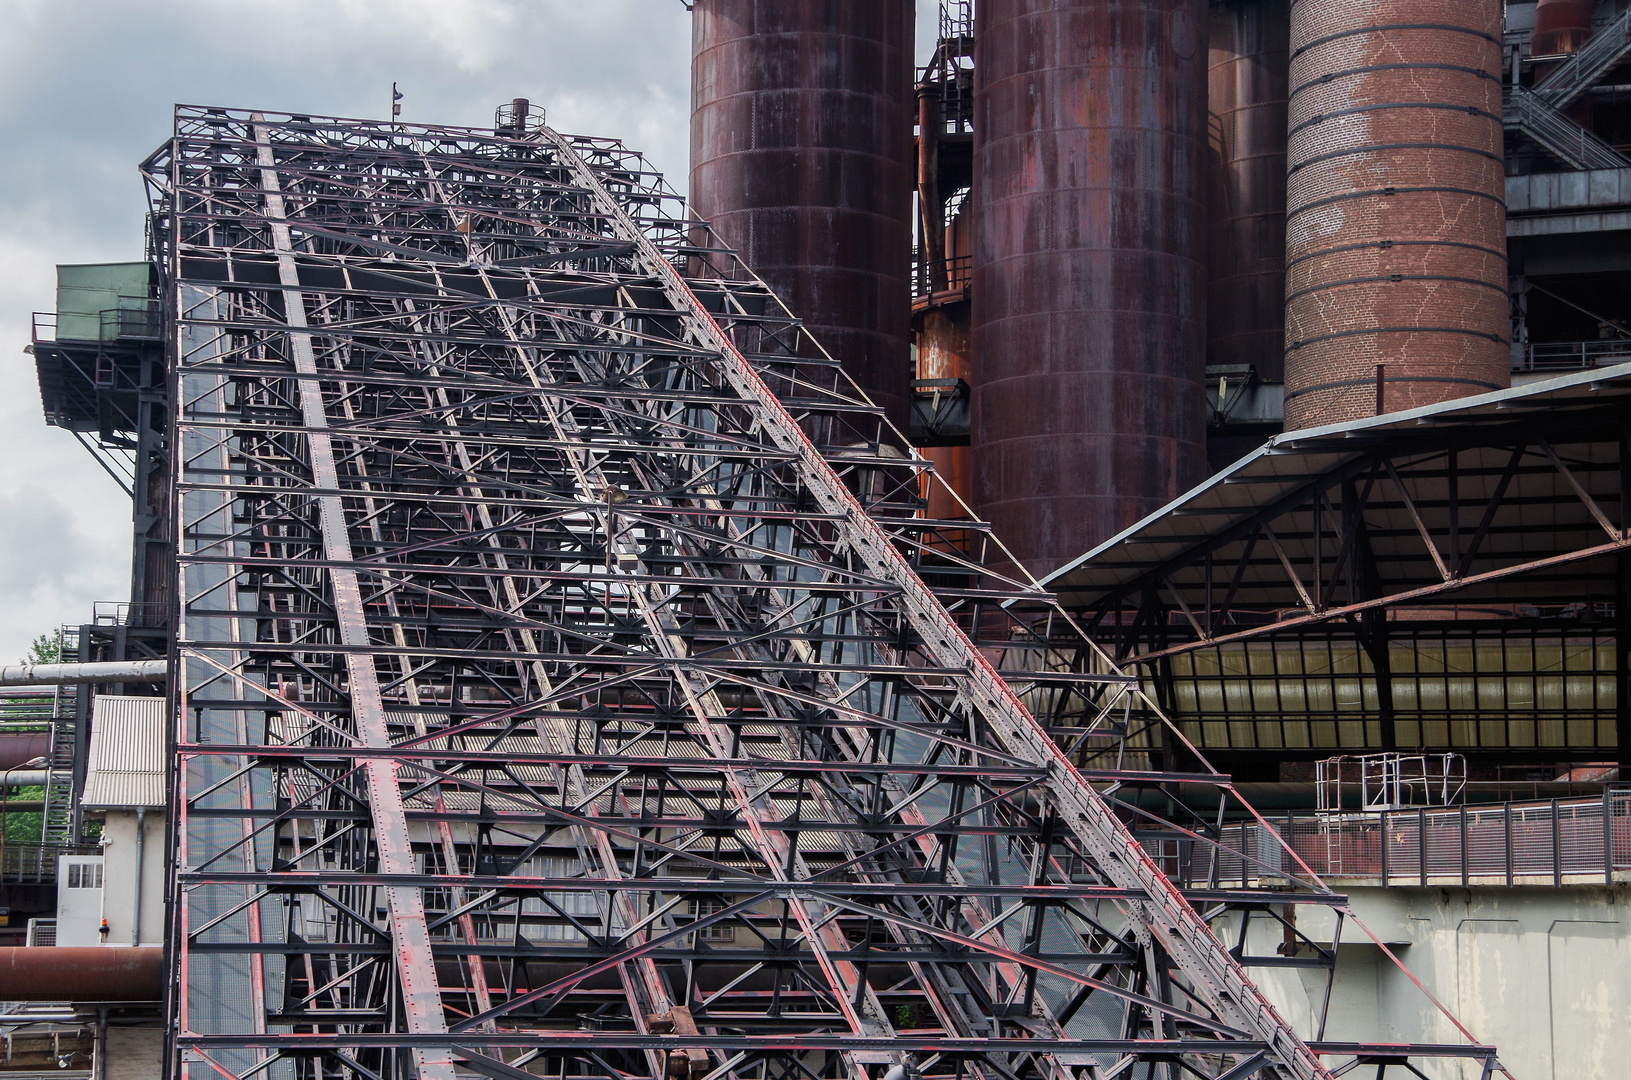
left=0, top=0, right=938, bottom=662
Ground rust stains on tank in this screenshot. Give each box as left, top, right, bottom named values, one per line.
left=972, top=0, right=1210, bottom=578
left=1208, top=0, right=1290, bottom=382
left=689, top=0, right=916, bottom=429
left=1283, top=0, right=1509, bottom=429
left=1534, top=0, right=1595, bottom=56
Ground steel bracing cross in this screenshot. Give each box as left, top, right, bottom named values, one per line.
left=147, top=107, right=1493, bottom=1080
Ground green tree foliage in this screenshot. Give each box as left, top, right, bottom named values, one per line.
left=23, top=633, right=60, bottom=665
left=0, top=786, right=44, bottom=844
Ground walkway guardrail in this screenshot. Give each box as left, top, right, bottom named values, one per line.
left=0, top=842, right=100, bottom=885
left=1517, top=339, right=1631, bottom=371
left=1137, top=790, right=1631, bottom=888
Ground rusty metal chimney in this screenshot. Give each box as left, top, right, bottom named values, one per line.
left=689, top=0, right=916, bottom=429
left=1283, top=0, right=1509, bottom=429
left=1208, top=0, right=1290, bottom=382
left=972, top=0, right=1210, bottom=577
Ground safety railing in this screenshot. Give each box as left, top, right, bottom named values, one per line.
left=1516, top=339, right=1631, bottom=371
left=1138, top=790, right=1631, bottom=888
left=1504, top=84, right=1629, bottom=170
left=0, top=843, right=99, bottom=885
left=911, top=253, right=973, bottom=301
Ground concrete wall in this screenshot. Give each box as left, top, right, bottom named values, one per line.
left=98, top=809, right=165, bottom=947
left=105, top=1024, right=163, bottom=1080
left=1219, top=886, right=1631, bottom=1079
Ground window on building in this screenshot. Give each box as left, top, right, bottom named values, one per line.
left=66, top=863, right=103, bottom=889
left=690, top=899, right=735, bottom=942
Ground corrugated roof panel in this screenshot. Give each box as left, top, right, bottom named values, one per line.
left=81, top=695, right=167, bottom=809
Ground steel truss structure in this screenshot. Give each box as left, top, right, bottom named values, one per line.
left=146, top=107, right=1494, bottom=1080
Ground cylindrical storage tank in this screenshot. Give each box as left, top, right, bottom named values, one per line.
left=973, top=0, right=1210, bottom=577
left=690, top=0, right=916, bottom=430
left=1283, top=0, right=1509, bottom=430
left=1208, top=0, right=1290, bottom=382
left=1533, top=0, right=1594, bottom=55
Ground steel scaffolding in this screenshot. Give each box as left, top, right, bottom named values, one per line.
left=146, top=107, right=1494, bottom=1080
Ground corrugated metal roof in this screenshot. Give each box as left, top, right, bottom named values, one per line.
left=1041, top=361, right=1631, bottom=611
left=80, top=696, right=166, bottom=809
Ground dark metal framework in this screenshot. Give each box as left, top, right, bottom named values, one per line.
left=145, top=107, right=1492, bottom=1080
left=1044, top=372, right=1631, bottom=770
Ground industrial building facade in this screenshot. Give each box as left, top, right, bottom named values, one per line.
left=3, top=0, right=1630, bottom=1078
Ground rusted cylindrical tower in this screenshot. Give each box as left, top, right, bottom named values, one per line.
left=690, top=0, right=915, bottom=429
left=972, top=0, right=1210, bottom=577
left=1533, top=0, right=1594, bottom=55
left=1283, top=0, right=1509, bottom=430
left=1208, top=0, right=1290, bottom=381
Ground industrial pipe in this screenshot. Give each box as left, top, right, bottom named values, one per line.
left=690, top=0, right=917, bottom=430
left=0, top=770, right=49, bottom=788
left=0, top=733, right=52, bottom=771
left=0, top=948, right=164, bottom=1001
left=972, top=0, right=1210, bottom=574
left=0, top=661, right=168, bottom=687
left=131, top=807, right=146, bottom=947
left=1534, top=0, right=1593, bottom=55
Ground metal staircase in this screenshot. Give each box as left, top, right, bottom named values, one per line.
left=1533, top=3, right=1631, bottom=109
left=1504, top=84, right=1628, bottom=170
left=38, top=627, right=80, bottom=848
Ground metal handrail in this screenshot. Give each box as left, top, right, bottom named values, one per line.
left=1140, top=791, right=1631, bottom=888
left=0, top=842, right=101, bottom=885
left=1516, top=339, right=1631, bottom=370
left=1504, top=84, right=1629, bottom=170
left=912, top=253, right=973, bottom=299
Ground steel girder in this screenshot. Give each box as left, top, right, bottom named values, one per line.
left=145, top=107, right=1493, bottom=1080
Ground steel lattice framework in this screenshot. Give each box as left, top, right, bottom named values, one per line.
left=145, top=107, right=1496, bottom=1080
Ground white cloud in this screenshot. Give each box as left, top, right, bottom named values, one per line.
left=0, top=1, right=940, bottom=659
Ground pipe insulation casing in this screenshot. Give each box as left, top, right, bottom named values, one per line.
left=1282, top=0, right=1509, bottom=429
left=0, top=661, right=169, bottom=687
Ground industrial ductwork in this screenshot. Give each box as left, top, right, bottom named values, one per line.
left=0, top=948, right=164, bottom=1001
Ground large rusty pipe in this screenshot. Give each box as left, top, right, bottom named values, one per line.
left=0, top=948, right=164, bottom=1001
left=1207, top=0, right=1290, bottom=381
left=0, top=661, right=168, bottom=687
left=1282, top=0, right=1508, bottom=429
left=0, top=734, right=51, bottom=771
left=973, top=0, right=1210, bottom=576
left=690, top=0, right=916, bottom=430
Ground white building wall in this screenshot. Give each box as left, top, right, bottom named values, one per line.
left=1228, top=886, right=1631, bottom=1080
left=97, top=808, right=166, bottom=947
